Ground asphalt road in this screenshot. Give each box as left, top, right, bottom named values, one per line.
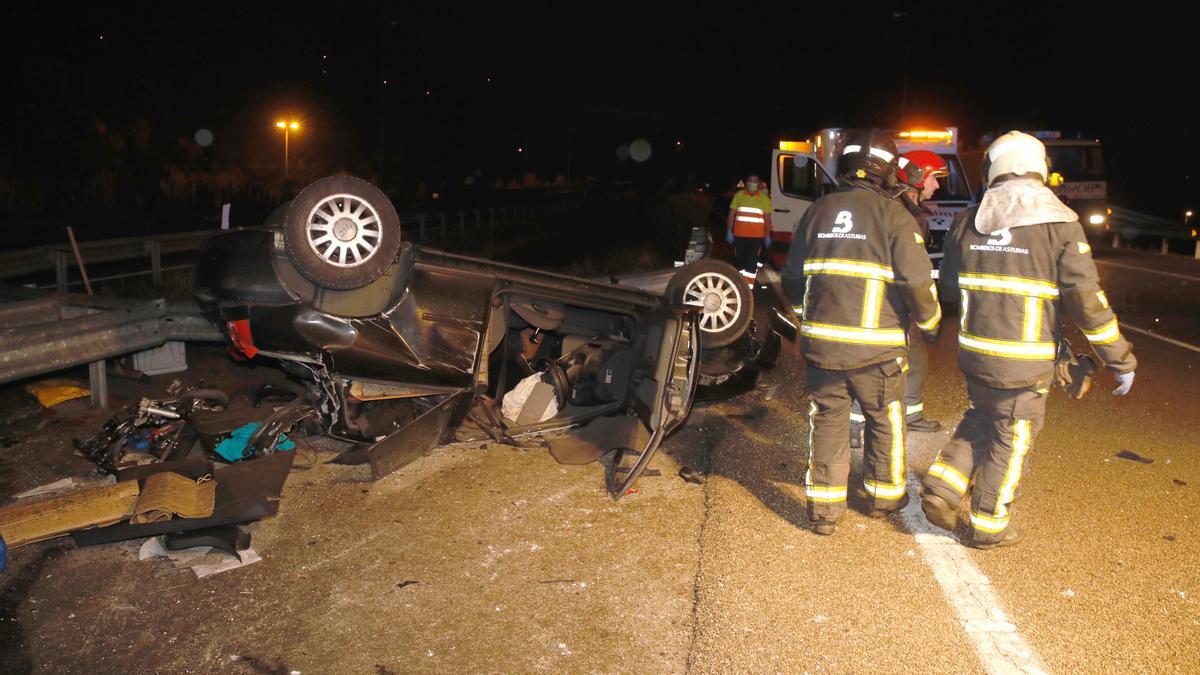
left=1, top=247, right=1197, bottom=673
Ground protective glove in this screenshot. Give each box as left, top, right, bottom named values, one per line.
left=725, top=229, right=735, bottom=245
left=1113, top=370, right=1135, bottom=396
left=763, top=234, right=773, bottom=249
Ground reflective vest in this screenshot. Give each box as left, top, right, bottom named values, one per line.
left=730, top=190, right=771, bottom=238
left=940, top=206, right=1136, bottom=388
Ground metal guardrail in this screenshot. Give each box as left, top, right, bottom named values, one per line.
left=1107, top=206, right=1199, bottom=257
left=0, top=202, right=586, bottom=291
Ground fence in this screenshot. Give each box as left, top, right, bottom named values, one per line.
left=0, top=201, right=588, bottom=292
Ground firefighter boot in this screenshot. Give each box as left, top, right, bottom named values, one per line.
left=970, top=525, right=1025, bottom=550
left=907, top=417, right=942, bottom=433
left=811, top=519, right=838, bottom=536
left=921, top=492, right=958, bottom=532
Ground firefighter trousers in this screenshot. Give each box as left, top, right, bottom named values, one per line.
left=804, top=359, right=908, bottom=522
left=920, top=377, right=1048, bottom=544
left=850, top=325, right=928, bottom=427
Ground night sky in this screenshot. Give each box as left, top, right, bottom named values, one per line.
left=2, top=4, right=1196, bottom=225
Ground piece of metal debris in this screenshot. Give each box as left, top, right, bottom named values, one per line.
left=397, top=580, right=419, bottom=589
left=1173, top=479, right=1187, bottom=487
left=678, top=466, right=707, bottom=485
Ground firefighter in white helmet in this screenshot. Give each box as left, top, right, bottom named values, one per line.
left=920, top=130, right=1137, bottom=549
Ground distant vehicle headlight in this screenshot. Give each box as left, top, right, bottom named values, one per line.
left=1088, top=214, right=1106, bottom=225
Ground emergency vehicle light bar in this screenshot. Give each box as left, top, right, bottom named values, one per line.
left=779, top=140, right=814, bottom=153
left=896, top=129, right=955, bottom=143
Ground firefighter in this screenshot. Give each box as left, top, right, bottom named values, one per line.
left=850, top=150, right=950, bottom=447
left=781, top=130, right=942, bottom=535
left=920, top=131, right=1137, bottom=549
left=726, top=174, right=773, bottom=286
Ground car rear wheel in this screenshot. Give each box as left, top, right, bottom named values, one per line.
left=665, top=259, right=753, bottom=349
left=282, top=176, right=402, bottom=290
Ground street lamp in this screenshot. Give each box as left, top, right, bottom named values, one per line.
left=275, top=120, right=301, bottom=179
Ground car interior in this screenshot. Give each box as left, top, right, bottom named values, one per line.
left=483, top=293, right=641, bottom=429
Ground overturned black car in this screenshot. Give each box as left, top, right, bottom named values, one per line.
left=195, top=176, right=792, bottom=498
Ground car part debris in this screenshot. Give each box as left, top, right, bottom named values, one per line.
left=0, top=480, right=140, bottom=549
left=130, top=472, right=217, bottom=524
left=164, top=525, right=250, bottom=558
left=1116, top=449, right=1153, bottom=464
left=678, top=466, right=707, bottom=485
left=76, top=389, right=229, bottom=474
left=72, top=452, right=293, bottom=546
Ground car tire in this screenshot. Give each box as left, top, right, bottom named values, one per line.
left=665, top=259, right=753, bottom=349
left=282, top=176, right=402, bottom=290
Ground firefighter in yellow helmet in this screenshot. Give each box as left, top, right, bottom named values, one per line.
left=920, top=131, right=1137, bottom=549
left=781, top=129, right=942, bottom=535
left=726, top=174, right=773, bottom=286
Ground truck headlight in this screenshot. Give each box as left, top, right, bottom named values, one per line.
left=1088, top=214, right=1106, bottom=225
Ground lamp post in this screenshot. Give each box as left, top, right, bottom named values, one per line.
left=275, top=120, right=300, bottom=179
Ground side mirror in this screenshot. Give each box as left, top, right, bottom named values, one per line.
left=1049, top=172, right=1065, bottom=188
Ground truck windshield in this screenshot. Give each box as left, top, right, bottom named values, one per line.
left=1046, top=145, right=1105, bottom=179
left=929, top=155, right=973, bottom=202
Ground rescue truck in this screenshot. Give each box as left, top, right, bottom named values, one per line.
left=768, top=127, right=976, bottom=267
left=1036, top=131, right=1109, bottom=236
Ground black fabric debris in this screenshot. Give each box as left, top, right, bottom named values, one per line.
left=1116, top=450, right=1154, bottom=464
left=679, top=466, right=707, bottom=485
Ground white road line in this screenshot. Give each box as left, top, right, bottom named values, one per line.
left=1095, top=259, right=1200, bottom=282
left=899, top=478, right=1048, bottom=675
left=1120, top=322, right=1200, bottom=354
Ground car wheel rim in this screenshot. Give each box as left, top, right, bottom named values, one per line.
left=305, top=194, right=384, bottom=268
left=681, top=272, right=742, bottom=334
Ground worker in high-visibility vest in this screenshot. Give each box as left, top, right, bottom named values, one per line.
left=726, top=174, right=773, bottom=286
left=920, top=131, right=1137, bottom=549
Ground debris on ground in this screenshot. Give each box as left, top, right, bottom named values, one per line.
left=1173, top=479, right=1188, bottom=486
left=0, top=480, right=140, bottom=548
left=678, top=466, right=707, bottom=485
left=1116, top=449, right=1154, bottom=464
left=13, top=477, right=79, bottom=499
left=25, top=379, right=90, bottom=408
left=139, top=531, right=260, bottom=578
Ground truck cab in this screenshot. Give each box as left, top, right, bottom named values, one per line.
left=1037, top=132, right=1109, bottom=238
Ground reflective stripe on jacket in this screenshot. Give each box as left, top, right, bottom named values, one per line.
left=780, top=183, right=940, bottom=370
left=730, top=190, right=771, bottom=238
left=939, top=205, right=1136, bottom=388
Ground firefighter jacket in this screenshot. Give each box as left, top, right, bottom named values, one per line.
left=781, top=182, right=942, bottom=371
left=940, top=202, right=1137, bottom=389
left=729, top=189, right=771, bottom=238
